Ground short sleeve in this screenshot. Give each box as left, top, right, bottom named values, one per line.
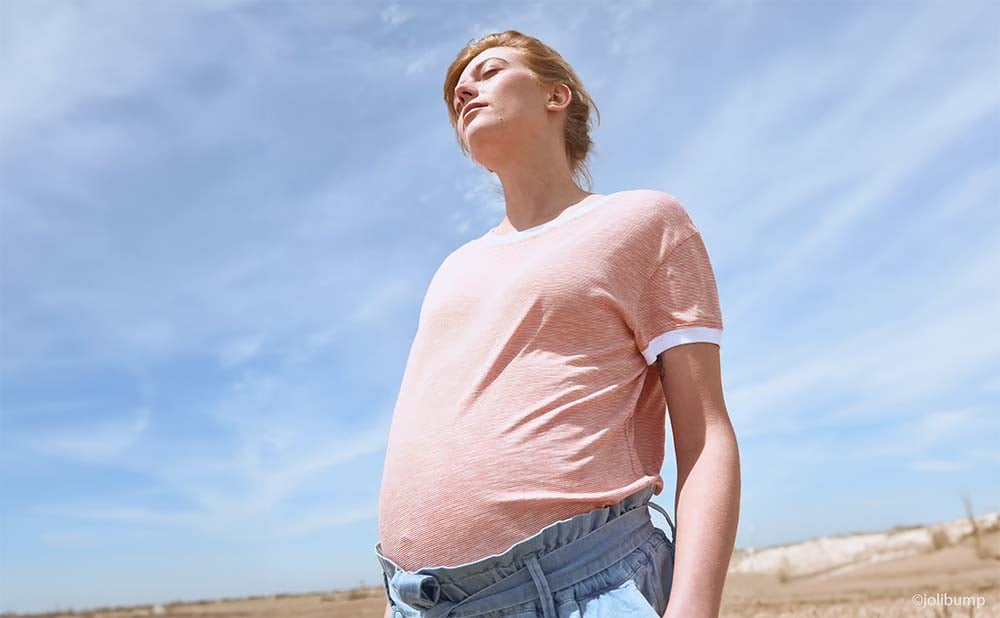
left=631, top=230, right=724, bottom=365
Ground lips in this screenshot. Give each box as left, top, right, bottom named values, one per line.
left=463, top=102, right=487, bottom=120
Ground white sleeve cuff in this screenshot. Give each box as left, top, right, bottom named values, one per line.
left=640, top=326, right=722, bottom=365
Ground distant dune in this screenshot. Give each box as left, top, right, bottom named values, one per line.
left=723, top=511, right=1000, bottom=617
left=730, top=511, right=1000, bottom=579
left=11, top=512, right=1000, bottom=618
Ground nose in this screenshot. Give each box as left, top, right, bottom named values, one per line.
left=455, top=83, right=476, bottom=117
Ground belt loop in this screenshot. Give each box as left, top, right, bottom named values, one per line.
left=647, top=500, right=676, bottom=544
left=395, top=572, right=442, bottom=610
left=525, top=553, right=558, bottom=618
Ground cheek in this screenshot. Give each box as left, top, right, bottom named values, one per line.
left=507, top=79, right=548, bottom=113
left=495, top=74, right=535, bottom=102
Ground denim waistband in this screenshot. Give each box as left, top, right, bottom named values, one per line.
left=375, top=485, right=675, bottom=617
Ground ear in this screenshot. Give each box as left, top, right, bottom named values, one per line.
left=546, top=82, right=573, bottom=113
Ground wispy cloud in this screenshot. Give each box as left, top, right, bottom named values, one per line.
left=910, top=460, right=962, bottom=472
left=39, top=530, right=101, bottom=548
left=279, top=506, right=378, bottom=537
left=29, top=407, right=152, bottom=463
left=34, top=504, right=202, bottom=527
left=727, top=225, right=1000, bottom=435
left=28, top=369, right=393, bottom=531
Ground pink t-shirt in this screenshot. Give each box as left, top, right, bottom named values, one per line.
left=378, top=189, right=723, bottom=570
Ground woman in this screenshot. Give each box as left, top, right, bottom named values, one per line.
left=375, top=30, right=740, bottom=618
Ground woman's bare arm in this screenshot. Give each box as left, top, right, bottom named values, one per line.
left=656, top=342, right=741, bottom=618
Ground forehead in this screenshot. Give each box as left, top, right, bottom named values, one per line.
left=458, top=47, right=522, bottom=82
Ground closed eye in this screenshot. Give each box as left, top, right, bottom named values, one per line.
left=454, top=68, right=501, bottom=114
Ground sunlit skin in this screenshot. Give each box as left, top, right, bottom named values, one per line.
left=384, top=47, right=740, bottom=618
left=656, top=343, right=741, bottom=618
left=451, top=46, right=605, bottom=233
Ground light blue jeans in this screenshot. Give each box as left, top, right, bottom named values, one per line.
left=374, top=485, right=675, bottom=617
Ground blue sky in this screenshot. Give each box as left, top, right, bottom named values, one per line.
left=1, top=0, right=998, bottom=614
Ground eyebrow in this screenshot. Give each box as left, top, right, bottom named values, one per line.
left=469, top=56, right=508, bottom=77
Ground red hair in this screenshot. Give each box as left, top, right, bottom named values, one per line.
left=443, top=30, right=601, bottom=190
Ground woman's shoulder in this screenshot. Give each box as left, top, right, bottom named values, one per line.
left=611, top=188, right=695, bottom=231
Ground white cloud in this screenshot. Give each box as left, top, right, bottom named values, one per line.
left=379, top=4, right=411, bottom=28
left=910, top=460, right=962, bottom=472
left=39, top=530, right=100, bottom=548
left=218, top=334, right=266, bottom=368
left=30, top=407, right=152, bottom=463
left=31, top=366, right=392, bottom=530
left=726, top=227, right=1000, bottom=435
left=279, top=506, right=377, bottom=537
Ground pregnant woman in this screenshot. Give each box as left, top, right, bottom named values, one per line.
left=375, top=29, right=741, bottom=618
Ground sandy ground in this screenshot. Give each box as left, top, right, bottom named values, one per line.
left=721, top=528, right=1000, bottom=617
left=15, top=528, right=1000, bottom=618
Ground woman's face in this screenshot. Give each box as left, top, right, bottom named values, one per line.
left=453, top=47, right=551, bottom=148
